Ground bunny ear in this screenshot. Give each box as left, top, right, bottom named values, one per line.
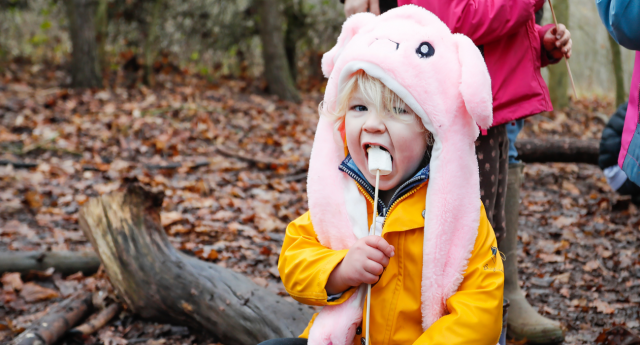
left=453, top=33, right=493, bottom=130
left=322, top=12, right=376, bottom=78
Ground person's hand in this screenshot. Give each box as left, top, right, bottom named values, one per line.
left=543, top=23, right=572, bottom=59
left=326, top=236, right=394, bottom=295
left=343, top=0, right=380, bottom=17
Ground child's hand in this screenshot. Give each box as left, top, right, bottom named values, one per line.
left=343, top=0, right=380, bottom=17
left=326, top=236, right=395, bottom=295
left=543, top=23, right=572, bottom=59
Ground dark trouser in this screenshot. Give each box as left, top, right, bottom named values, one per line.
left=257, top=339, right=307, bottom=345
left=475, top=124, right=508, bottom=244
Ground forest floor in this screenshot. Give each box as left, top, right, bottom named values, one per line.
left=0, top=61, right=638, bottom=345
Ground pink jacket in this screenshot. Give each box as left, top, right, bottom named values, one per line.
left=398, top=0, right=557, bottom=126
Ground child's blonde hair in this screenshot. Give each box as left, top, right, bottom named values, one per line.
left=322, top=70, right=432, bottom=144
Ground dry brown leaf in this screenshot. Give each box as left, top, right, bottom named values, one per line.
left=539, top=253, right=565, bottom=263
left=161, top=211, right=184, bottom=227
left=1, top=272, right=24, bottom=291
left=20, top=282, right=60, bottom=302
left=591, top=299, right=615, bottom=314
left=583, top=260, right=600, bottom=272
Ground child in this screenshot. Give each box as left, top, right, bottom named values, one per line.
left=266, top=7, right=504, bottom=345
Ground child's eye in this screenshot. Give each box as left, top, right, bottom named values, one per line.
left=393, top=107, right=408, bottom=114
left=352, top=105, right=368, bottom=112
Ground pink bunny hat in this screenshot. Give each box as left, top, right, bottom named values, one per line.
left=306, top=5, right=492, bottom=345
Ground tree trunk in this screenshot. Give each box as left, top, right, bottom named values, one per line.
left=64, top=0, right=103, bottom=88
left=547, top=0, right=570, bottom=109
left=0, top=251, right=101, bottom=276
left=95, top=0, right=109, bottom=86
left=258, top=0, right=301, bottom=103
left=78, top=184, right=314, bottom=345
left=144, top=0, right=163, bottom=86
left=12, top=291, right=93, bottom=345
left=515, top=139, right=599, bottom=164
left=608, top=34, right=626, bottom=106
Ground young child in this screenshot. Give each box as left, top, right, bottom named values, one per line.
left=267, top=7, right=504, bottom=345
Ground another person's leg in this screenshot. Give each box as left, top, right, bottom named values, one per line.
left=475, top=124, right=507, bottom=244
left=502, top=119, right=564, bottom=344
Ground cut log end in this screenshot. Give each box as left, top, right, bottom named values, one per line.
left=78, top=183, right=313, bottom=345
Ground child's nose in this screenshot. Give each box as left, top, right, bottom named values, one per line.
left=363, top=111, right=386, bottom=133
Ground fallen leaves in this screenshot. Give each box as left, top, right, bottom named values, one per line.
left=19, top=282, right=60, bottom=302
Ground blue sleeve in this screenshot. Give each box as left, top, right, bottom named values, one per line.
left=596, top=0, right=640, bottom=51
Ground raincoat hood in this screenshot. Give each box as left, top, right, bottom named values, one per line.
left=306, top=6, right=493, bottom=345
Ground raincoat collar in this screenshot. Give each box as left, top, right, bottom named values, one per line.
left=339, top=154, right=430, bottom=216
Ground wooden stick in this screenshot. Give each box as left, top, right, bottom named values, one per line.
left=69, top=303, right=121, bottom=337
left=548, top=0, right=578, bottom=100
left=365, top=170, right=381, bottom=345
left=11, top=291, right=93, bottom=345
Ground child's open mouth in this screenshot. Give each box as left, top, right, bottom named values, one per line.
left=364, top=143, right=393, bottom=162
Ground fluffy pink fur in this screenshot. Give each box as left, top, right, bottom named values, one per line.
left=307, top=5, right=493, bottom=343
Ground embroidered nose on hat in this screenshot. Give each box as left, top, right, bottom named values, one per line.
left=416, top=42, right=435, bottom=59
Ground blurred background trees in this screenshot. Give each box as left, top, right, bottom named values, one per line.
left=0, top=0, right=342, bottom=102
left=0, top=0, right=636, bottom=106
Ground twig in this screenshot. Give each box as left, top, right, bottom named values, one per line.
left=548, top=0, right=578, bottom=100
left=11, top=291, right=93, bottom=345
left=0, top=160, right=38, bottom=169
left=215, top=145, right=280, bottom=168
left=69, top=303, right=121, bottom=337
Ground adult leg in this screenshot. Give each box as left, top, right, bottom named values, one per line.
left=501, top=157, right=564, bottom=343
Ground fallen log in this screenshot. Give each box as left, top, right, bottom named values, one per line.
left=78, top=184, right=314, bottom=345
left=12, top=291, right=93, bottom=345
left=515, top=139, right=599, bottom=165
left=69, top=303, right=121, bottom=336
left=0, top=251, right=101, bottom=276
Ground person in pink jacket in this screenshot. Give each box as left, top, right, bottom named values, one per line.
left=341, top=1, right=572, bottom=344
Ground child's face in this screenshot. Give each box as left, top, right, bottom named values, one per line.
left=345, top=89, right=428, bottom=191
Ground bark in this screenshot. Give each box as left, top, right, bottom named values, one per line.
left=95, top=0, right=109, bottom=86
left=78, top=184, right=314, bottom=345
left=64, top=0, right=103, bottom=88
left=11, top=291, right=93, bottom=345
left=144, top=0, right=164, bottom=86
left=515, top=139, right=599, bottom=165
left=0, top=251, right=101, bottom=276
left=258, top=0, right=301, bottom=103
left=608, top=34, right=626, bottom=106
left=547, top=0, right=570, bottom=108
left=69, top=303, right=121, bottom=336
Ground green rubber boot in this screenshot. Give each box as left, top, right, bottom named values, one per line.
left=501, top=163, right=565, bottom=344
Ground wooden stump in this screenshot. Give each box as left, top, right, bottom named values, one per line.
left=78, top=184, right=314, bottom=345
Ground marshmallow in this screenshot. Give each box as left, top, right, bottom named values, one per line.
left=367, top=145, right=392, bottom=175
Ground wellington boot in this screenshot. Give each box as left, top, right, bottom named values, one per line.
left=501, top=163, right=564, bottom=344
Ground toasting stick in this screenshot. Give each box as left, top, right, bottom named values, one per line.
left=548, top=0, right=578, bottom=100
left=364, top=145, right=392, bottom=345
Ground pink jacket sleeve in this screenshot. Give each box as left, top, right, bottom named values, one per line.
left=538, top=23, right=561, bottom=67
left=400, top=0, right=545, bottom=45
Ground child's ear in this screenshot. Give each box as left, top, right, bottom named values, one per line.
left=322, top=13, right=376, bottom=78
left=452, top=33, right=493, bottom=130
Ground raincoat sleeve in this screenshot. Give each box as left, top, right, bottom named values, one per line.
left=402, top=0, right=545, bottom=45
left=597, top=0, right=640, bottom=51
left=278, top=211, right=357, bottom=306
left=413, top=205, right=504, bottom=345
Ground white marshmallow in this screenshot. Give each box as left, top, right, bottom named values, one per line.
left=367, top=145, right=392, bottom=176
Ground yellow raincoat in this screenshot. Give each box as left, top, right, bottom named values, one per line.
left=279, top=181, right=504, bottom=345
